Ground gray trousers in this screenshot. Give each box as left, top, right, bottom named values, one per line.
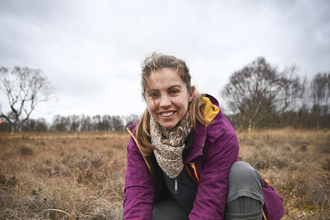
left=153, top=161, right=264, bottom=220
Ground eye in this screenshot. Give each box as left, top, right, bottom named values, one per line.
left=147, top=90, right=160, bottom=97
left=151, top=92, right=160, bottom=97
left=169, top=90, right=178, bottom=95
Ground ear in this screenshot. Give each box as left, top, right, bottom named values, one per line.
left=189, top=86, right=195, bottom=102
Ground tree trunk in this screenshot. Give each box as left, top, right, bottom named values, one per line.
left=248, top=118, right=252, bottom=133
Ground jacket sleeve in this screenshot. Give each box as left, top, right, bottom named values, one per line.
left=189, top=127, right=239, bottom=220
left=123, top=136, right=155, bottom=220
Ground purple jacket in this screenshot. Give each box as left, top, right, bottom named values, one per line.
left=124, top=95, right=284, bottom=220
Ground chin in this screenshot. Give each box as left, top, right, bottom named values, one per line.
left=160, top=122, right=177, bottom=131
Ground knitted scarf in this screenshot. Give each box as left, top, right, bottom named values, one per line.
left=150, top=112, right=192, bottom=179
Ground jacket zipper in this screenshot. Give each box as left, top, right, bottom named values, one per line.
left=174, top=177, right=178, bottom=194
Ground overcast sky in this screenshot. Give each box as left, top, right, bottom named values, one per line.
left=1, top=0, right=329, bottom=123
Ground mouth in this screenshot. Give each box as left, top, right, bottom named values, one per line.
left=160, top=111, right=174, bottom=117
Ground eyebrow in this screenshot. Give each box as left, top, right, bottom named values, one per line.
left=167, top=85, right=182, bottom=90
left=147, top=85, right=182, bottom=93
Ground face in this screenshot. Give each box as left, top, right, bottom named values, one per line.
left=145, top=68, right=194, bottom=131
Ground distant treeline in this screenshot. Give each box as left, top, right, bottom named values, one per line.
left=0, top=105, right=328, bottom=133
left=0, top=114, right=139, bottom=132
left=1, top=57, right=329, bottom=132
left=225, top=105, right=330, bottom=130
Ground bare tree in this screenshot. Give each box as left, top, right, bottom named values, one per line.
left=275, top=65, right=306, bottom=125
left=102, top=115, right=113, bottom=131
left=52, top=115, right=70, bottom=132
left=93, top=115, right=102, bottom=131
left=70, top=115, right=80, bottom=132
left=21, top=118, right=48, bottom=132
left=221, top=57, right=282, bottom=132
left=111, top=115, right=124, bottom=131
left=0, top=66, right=55, bottom=133
left=310, top=72, right=330, bottom=129
left=125, top=114, right=139, bottom=127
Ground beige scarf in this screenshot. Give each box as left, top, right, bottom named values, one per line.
left=150, top=112, right=192, bottom=179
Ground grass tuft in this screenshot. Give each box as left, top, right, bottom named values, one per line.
left=20, top=145, right=34, bottom=156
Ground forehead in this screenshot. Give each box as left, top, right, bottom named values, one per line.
left=148, top=68, right=184, bottom=88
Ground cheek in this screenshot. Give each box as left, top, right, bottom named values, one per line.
left=146, top=99, right=156, bottom=111
left=176, top=97, right=189, bottom=110
left=183, top=95, right=190, bottom=106
left=184, top=101, right=189, bottom=111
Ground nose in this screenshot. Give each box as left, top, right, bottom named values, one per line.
left=159, top=94, right=171, bottom=108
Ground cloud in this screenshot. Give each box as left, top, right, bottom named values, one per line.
left=0, top=0, right=329, bottom=122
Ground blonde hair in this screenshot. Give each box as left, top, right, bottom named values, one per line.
left=135, top=52, right=208, bottom=156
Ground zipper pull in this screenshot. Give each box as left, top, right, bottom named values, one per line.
left=174, top=178, right=178, bottom=194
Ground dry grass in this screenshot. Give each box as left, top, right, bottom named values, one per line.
left=0, top=131, right=128, bottom=219
left=238, top=128, right=330, bottom=219
left=0, top=129, right=330, bottom=219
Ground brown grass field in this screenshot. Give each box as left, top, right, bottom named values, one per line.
left=0, top=129, right=329, bottom=219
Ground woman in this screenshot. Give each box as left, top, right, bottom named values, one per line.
left=124, top=53, right=283, bottom=220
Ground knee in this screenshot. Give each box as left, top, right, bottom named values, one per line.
left=228, top=161, right=263, bottom=192
left=226, top=161, right=264, bottom=218
left=229, top=161, right=255, bottom=174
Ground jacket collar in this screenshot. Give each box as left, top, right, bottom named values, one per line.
left=185, top=94, right=226, bottom=162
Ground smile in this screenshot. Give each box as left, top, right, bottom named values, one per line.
left=161, top=112, right=174, bottom=117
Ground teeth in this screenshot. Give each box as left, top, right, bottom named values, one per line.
left=161, top=112, right=174, bottom=117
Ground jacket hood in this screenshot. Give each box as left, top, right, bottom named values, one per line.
left=201, top=94, right=222, bottom=123
left=201, top=94, right=226, bottom=142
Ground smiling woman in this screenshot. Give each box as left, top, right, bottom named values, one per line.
left=145, top=67, right=194, bottom=131
left=123, top=52, right=284, bottom=220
